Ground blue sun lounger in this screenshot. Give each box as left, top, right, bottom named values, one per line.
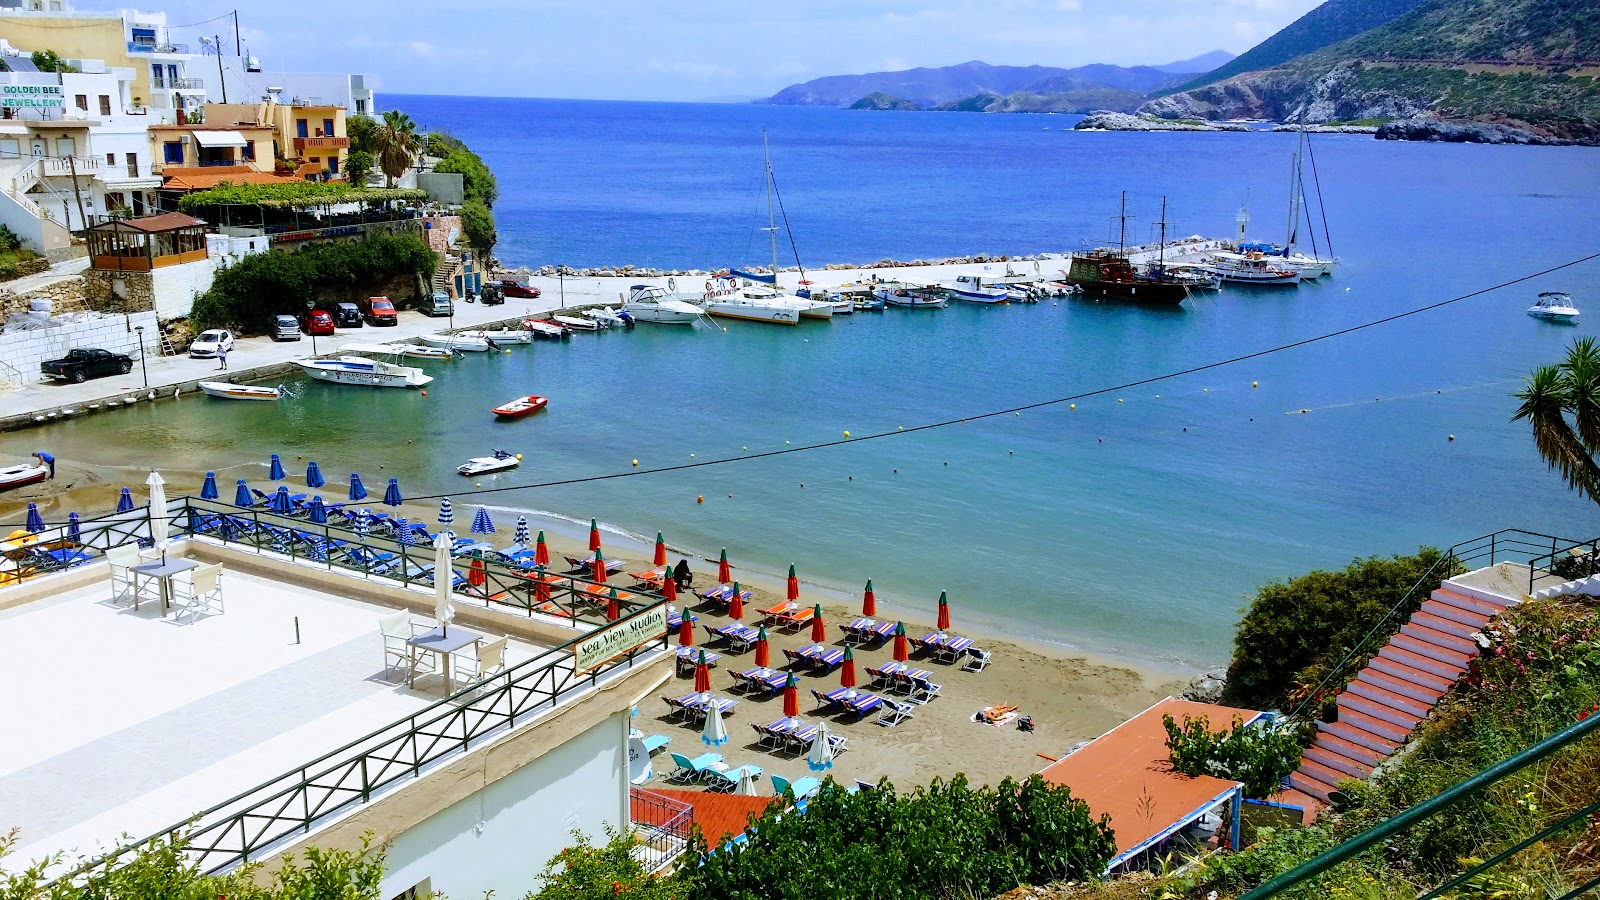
left=704, top=763, right=763, bottom=793
left=667, top=751, right=726, bottom=783
left=771, top=773, right=821, bottom=799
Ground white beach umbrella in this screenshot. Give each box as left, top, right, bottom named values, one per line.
left=433, top=530, right=455, bottom=635
left=145, top=471, right=169, bottom=559
left=806, top=723, right=835, bottom=772
left=736, top=766, right=758, bottom=796
left=701, top=700, right=729, bottom=747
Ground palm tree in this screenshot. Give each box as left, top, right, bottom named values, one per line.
left=1513, top=336, right=1600, bottom=504
left=369, top=109, right=421, bottom=187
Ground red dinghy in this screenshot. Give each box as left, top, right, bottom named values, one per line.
left=493, top=395, right=548, bottom=419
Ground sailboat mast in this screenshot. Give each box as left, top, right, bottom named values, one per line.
left=764, top=129, right=778, bottom=282
left=1287, top=110, right=1306, bottom=251
left=1158, top=196, right=1168, bottom=274
left=1118, top=190, right=1128, bottom=255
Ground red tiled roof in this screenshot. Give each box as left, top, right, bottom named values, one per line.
left=162, top=171, right=301, bottom=191
left=88, top=212, right=203, bottom=233
left=1038, top=697, right=1263, bottom=856
left=640, top=789, right=777, bottom=845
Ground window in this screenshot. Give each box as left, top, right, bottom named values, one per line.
left=106, top=152, right=115, bottom=165
left=125, top=152, right=138, bottom=177
left=323, top=118, right=334, bottom=137
left=55, top=137, right=74, bottom=157
left=151, top=64, right=164, bottom=87
left=99, top=95, right=111, bottom=116
left=132, top=191, right=145, bottom=215
left=0, top=139, right=18, bottom=159
left=163, top=141, right=183, bottom=164
left=355, top=99, right=366, bottom=114
left=296, top=118, right=308, bottom=138
left=241, top=141, right=254, bottom=161
left=74, top=94, right=87, bottom=111
left=106, top=191, right=125, bottom=210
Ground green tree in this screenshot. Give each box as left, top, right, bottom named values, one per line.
left=459, top=198, right=496, bottom=255
left=1513, top=336, right=1600, bottom=505
left=369, top=109, right=421, bottom=187
left=29, top=50, right=77, bottom=73
left=344, top=149, right=374, bottom=186
left=346, top=112, right=376, bottom=154
left=528, top=827, right=673, bottom=900
left=1163, top=714, right=1311, bottom=799
left=432, top=148, right=498, bottom=207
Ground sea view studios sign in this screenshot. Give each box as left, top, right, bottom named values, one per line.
left=2, top=84, right=64, bottom=109
left=573, top=604, right=668, bottom=673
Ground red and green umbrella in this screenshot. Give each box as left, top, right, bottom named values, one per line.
left=588, top=518, right=601, bottom=552
left=729, top=581, right=744, bottom=620
left=862, top=579, right=876, bottom=618
left=893, top=621, right=909, bottom=662
left=678, top=614, right=694, bottom=646
left=661, top=569, right=678, bottom=604
left=533, top=565, right=550, bottom=605
left=754, top=625, right=770, bottom=668
left=782, top=672, right=800, bottom=718
left=937, top=590, right=951, bottom=631
left=592, top=548, right=608, bottom=585
left=786, top=564, right=800, bottom=602
left=693, top=649, right=711, bottom=693
left=717, top=548, right=731, bottom=584
left=810, top=603, right=826, bottom=644
left=605, top=587, right=619, bottom=622
left=653, top=531, right=667, bottom=567
left=840, top=646, right=856, bottom=688
left=534, top=530, right=550, bottom=567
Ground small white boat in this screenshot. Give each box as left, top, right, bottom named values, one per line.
left=874, top=282, right=947, bottom=308
left=198, top=381, right=283, bottom=401
left=1528, top=291, right=1580, bottom=324
left=582, top=307, right=630, bottom=328
left=418, top=333, right=491, bottom=352
left=552, top=314, right=603, bottom=332
left=459, top=329, right=533, bottom=344
left=0, top=462, right=49, bottom=493
left=698, top=291, right=801, bottom=325
left=458, top=449, right=520, bottom=476
left=524, top=320, right=572, bottom=340
left=340, top=341, right=456, bottom=360
left=941, top=274, right=1010, bottom=304
left=296, top=357, right=433, bottom=388
left=621, top=285, right=707, bottom=325
left=1204, top=254, right=1300, bottom=286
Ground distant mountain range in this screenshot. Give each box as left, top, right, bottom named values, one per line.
left=758, top=54, right=1235, bottom=114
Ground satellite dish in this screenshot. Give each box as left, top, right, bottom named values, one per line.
left=627, top=735, right=652, bottom=785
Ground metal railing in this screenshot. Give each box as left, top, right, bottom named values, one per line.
left=0, top=506, right=154, bottom=587
left=1526, top=537, right=1600, bottom=594
left=630, top=788, right=695, bottom=873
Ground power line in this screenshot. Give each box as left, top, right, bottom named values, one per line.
left=398, top=249, right=1600, bottom=503
left=167, top=11, right=236, bottom=31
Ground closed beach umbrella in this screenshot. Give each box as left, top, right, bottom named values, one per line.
left=662, top=568, right=678, bottom=604
left=786, top=564, right=799, bottom=602
left=535, top=530, right=550, bottom=566
left=307, top=495, right=328, bottom=524
left=395, top=516, right=412, bottom=545
left=268, top=453, right=285, bottom=481
left=232, top=480, right=250, bottom=509
left=438, top=497, right=454, bottom=528
left=349, top=473, right=367, bottom=501
left=937, top=590, right=951, bottom=631
left=806, top=723, right=835, bottom=772
left=782, top=672, right=799, bottom=718
left=893, top=621, right=909, bottom=662
left=513, top=516, right=530, bottom=547
left=736, top=766, right=759, bottom=796
left=219, top=516, right=237, bottom=542
left=24, top=502, right=44, bottom=533
left=810, top=603, right=826, bottom=644
left=701, top=696, right=729, bottom=747
left=118, top=486, right=136, bottom=513
left=592, top=548, right=608, bottom=585
left=146, top=472, right=168, bottom=548
left=353, top=509, right=371, bottom=536
left=693, top=649, right=711, bottom=693
left=471, top=506, right=495, bottom=535
left=678, top=613, right=694, bottom=647
left=653, top=531, right=667, bottom=567
left=269, top=486, right=293, bottom=516
left=468, top=555, right=486, bottom=589
left=862, top=579, right=876, bottom=618
left=754, top=625, right=770, bottom=668
left=840, top=646, right=856, bottom=688
left=66, top=511, right=81, bottom=544
left=717, top=548, right=730, bottom=584
left=432, top=531, right=455, bottom=636
left=729, top=581, right=744, bottom=620
left=200, top=471, right=219, bottom=501
left=383, top=477, right=403, bottom=507
left=606, top=587, right=620, bottom=622
left=533, top=564, right=551, bottom=605
left=588, top=518, right=601, bottom=552
left=305, top=460, right=325, bottom=489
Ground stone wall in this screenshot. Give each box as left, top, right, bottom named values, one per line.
left=421, top=216, right=461, bottom=253
left=82, top=269, right=154, bottom=316
left=0, top=257, right=51, bottom=284
left=0, top=275, right=88, bottom=317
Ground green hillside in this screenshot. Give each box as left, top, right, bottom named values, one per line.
left=1176, top=0, right=1425, bottom=90
left=1323, top=0, right=1600, bottom=61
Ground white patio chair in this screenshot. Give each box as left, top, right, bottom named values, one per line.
left=380, top=612, right=431, bottom=680
left=876, top=700, right=914, bottom=727
left=106, top=544, right=149, bottom=607
left=172, top=563, right=225, bottom=624
left=962, top=648, right=992, bottom=672
left=456, top=636, right=508, bottom=684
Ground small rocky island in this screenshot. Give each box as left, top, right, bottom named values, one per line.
left=1073, top=112, right=1254, bottom=132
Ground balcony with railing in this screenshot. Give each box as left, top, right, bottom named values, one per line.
left=126, top=41, right=189, bottom=55
left=293, top=136, right=350, bottom=152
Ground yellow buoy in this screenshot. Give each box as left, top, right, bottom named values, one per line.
left=897, top=425, right=903, bottom=431
left=632, top=459, right=638, bottom=467
left=690, top=453, right=696, bottom=458
left=1252, top=381, right=1258, bottom=388
left=1069, top=403, right=1075, bottom=410
left=697, top=495, right=704, bottom=503
left=843, top=431, right=851, bottom=438
left=515, top=453, right=523, bottom=460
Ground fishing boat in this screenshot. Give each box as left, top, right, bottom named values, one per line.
left=0, top=462, right=49, bottom=493
left=941, top=274, right=1010, bottom=304
left=621, top=285, right=706, bottom=324
left=295, top=357, right=433, bottom=388
left=459, top=328, right=533, bottom=344
left=874, top=282, right=947, bottom=308
left=1203, top=253, right=1300, bottom=286
left=340, top=341, right=455, bottom=360
left=552, top=314, right=602, bottom=332
left=524, top=320, right=572, bottom=340
left=418, top=333, right=491, bottom=352
left=493, top=395, right=549, bottom=418
left=458, top=449, right=520, bottom=476
left=1528, top=292, right=1580, bottom=324
left=853, top=294, right=886, bottom=311
left=1063, top=194, right=1190, bottom=305
left=1154, top=265, right=1221, bottom=291
left=198, top=381, right=283, bottom=401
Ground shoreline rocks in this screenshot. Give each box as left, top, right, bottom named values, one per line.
left=1374, top=117, right=1578, bottom=146
left=1074, top=111, right=1253, bottom=133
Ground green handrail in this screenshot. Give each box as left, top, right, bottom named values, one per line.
left=1240, top=712, right=1600, bottom=898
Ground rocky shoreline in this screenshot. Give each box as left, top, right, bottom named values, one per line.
left=1374, top=117, right=1587, bottom=146
left=1074, top=111, right=1253, bottom=132
left=504, top=251, right=1060, bottom=281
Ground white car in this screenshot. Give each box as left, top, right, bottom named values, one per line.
left=189, top=329, right=235, bottom=358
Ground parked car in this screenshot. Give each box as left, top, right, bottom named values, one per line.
left=480, top=282, right=505, bottom=306
left=302, top=309, right=336, bottom=336
left=188, top=329, right=235, bottom=358
left=272, top=315, right=303, bottom=341
left=423, top=291, right=454, bottom=317
left=40, top=348, right=133, bottom=383
left=359, top=296, right=397, bottom=326
left=495, top=279, right=540, bottom=299
left=333, top=302, right=363, bottom=328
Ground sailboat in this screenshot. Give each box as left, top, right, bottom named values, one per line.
left=1063, top=193, right=1189, bottom=305
left=1228, top=114, right=1337, bottom=278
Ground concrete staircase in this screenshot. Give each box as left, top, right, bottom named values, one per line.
left=1286, top=580, right=1519, bottom=805
left=432, top=252, right=461, bottom=295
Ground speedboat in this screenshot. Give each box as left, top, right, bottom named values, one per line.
left=418, top=333, right=491, bottom=352
left=1528, top=292, right=1580, bottom=324
left=340, top=341, right=455, bottom=360
left=941, top=274, right=1010, bottom=304
left=1203, top=253, right=1300, bottom=286
left=854, top=295, right=886, bottom=312
left=552, top=314, right=602, bottom=332
left=460, top=328, right=533, bottom=344
left=295, top=357, right=433, bottom=388
left=582, top=307, right=632, bottom=329
left=198, top=381, right=283, bottom=401
left=524, top=320, right=572, bottom=340
left=493, top=395, right=548, bottom=418
left=0, top=462, right=49, bottom=493
left=1152, top=265, right=1221, bottom=291
left=621, top=285, right=706, bottom=325
left=459, top=450, right=520, bottom=476
left=874, top=282, right=947, bottom=308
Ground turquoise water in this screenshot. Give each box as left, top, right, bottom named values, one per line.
left=6, top=99, right=1600, bottom=670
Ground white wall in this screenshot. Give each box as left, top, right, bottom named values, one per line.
left=0, top=309, right=155, bottom=385
left=148, top=255, right=218, bottom=318
left=379, top=712, right=630, bottom=900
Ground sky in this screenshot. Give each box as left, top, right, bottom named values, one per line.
left=148, top=0, right=1324, bottom=102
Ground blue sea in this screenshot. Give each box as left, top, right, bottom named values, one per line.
left=9, top=97, right=1600, bottom=671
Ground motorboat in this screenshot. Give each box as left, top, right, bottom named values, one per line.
left=1203, top=253, right=1300, bottom=286
left=524, top=320, right=573, bottom=340
left=698, top=284, right=801, bottom=325
left=418, top=333, right=491, bottom=352
left=0, top=462, right=49, bottom=493
left=621, top=285, right=706, bottom=325
left=340, top=341, right=455, bottom=360
left=582, top=306, right=632, bottom=328
left=493, top=395, right=549, bottom=418
left=295, top=357, right=433, bottom=388
left=853, top=295, right=886, bottom=312
left=1528, top=292, right=1580, bottom=324
left=874, top=282, right=947, bottom=308
left=941, top=274, right=1010, bottom=304
left=1235, top=243, right=1334, bottom=279
left=460, top=328, right=533, bottom=344
left=552, top=314, right=602, bottom=332
left=1153, top=265, right=1221, bottom=291
left=458, top=450, right=520, bottom=476
left=198, top=381, right=284, bottom=401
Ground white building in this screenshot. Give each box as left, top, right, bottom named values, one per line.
left=199, top=59, right=377, bottom=117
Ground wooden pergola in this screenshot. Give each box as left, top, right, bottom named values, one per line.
left=87, top=212, right=209, bottom=272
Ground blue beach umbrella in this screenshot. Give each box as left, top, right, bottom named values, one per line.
left=353, top=509, right=371, bottom=537
left=471, top=507, right=495, bottom=535
left=200, top=471, right=219, bottom=501
left=220, top=516, right=237, bottom=541
left=268, top=453, right=286, bottom=481
left=438, top=497, right=454, bottom=527
left=269, top=486, right=294, bottom=515
left=233, top=479, right=252, bottom=509
left=383, top=477, right=403, bottom=508
left=67, top=511, right=81, bottom=544
left=116, top=487, right=135, bottom=513
left=25, top=502, right=44, bottom=533
left=395, top=516, right=412, bottom=545
left=305, top=461, right=325, bottom=489
left=349, top=473, right=367, bottom=501
left=307, top=495, right=328, bottom=525
left=513, top=516, right=530, bottom=547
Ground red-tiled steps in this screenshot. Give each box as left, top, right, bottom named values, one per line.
left=1287, top=580, right=1517, bottom=805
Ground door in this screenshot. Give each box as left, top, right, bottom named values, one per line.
left=31, top=141, right=44, bottom=158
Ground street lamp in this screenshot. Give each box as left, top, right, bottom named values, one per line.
left=305, top=300, right=318, bottom=357
left=133, top=325, right=149, bottom=388
left=558, top=265, right=565, bottom=311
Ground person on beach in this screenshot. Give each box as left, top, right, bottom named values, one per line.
left=33, top=450, right=54, bottom=480
left=217, top=344, right=228, bottom=371
left=673, top=558, right=693, bottom=590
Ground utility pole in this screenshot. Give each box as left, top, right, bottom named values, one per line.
left=215, top=36, right=227, bottom=103
left=233, top=10, right=241, bottom=56
left=66, top=154, right=86, bottom=231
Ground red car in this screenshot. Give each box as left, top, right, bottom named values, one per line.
left=495, top=279, right=541, bottom=299
left=301, top=309, right=336, bottom=336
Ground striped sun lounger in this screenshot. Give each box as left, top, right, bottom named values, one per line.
left=737, top=667, right=789, bottom=695
left=698, top=584, right=754, bottom=606
left=751, top=719, right=793, bottom=750
left=935, top=636, right=975, bottom=663
left=675, top=647, right=720, bottom=676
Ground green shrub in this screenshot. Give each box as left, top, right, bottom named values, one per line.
left=529, top=827, right=673, bottom=900
left=459, top=198, right=496, bottom=255
left=0, top=224, right=21, bottom=253
left=433, top=148, right=498, bottom=207
left=1163, top=714, right=1311, bottom=799
left=177, top=181, right=424, bottom=211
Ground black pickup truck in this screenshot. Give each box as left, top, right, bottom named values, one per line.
left=40, top=348, right=133, bottom=383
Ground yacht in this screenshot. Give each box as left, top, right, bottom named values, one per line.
left=296, top=357, right=433, bottom=388
left=1528, top=292, right=1579, bottom=324
left=621, top=285, right=707, bottom=325
left=1203, top=253, right=1300, bottom=286
left=699, top=287, right=802, bottom=325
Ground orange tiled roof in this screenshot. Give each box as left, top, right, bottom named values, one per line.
left=162, top=171, right=301, bottom=191
left=638, top=789, right=778, bottom=845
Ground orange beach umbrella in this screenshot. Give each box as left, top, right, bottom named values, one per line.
left=467, top=556, right=486, bottom=588
left=661, top=569, right=678, bottom=603
left=588, top=518, right=601, bottom=552
left=754, top=625, right=770, bottom=668
left=534, top=530, right=550, bottom=566
left=653, top=531, right=667, bottom=567
left=729, top=581, right=744, bottom=620
left=937, top=590, right=951, bottom=631
left=693, top=649, right=711, bottom=693
left=782, top=672, right=799, bottom=718
left=840, top=646, right=856, bottom=688
left=862, top=579, right=876, bottom=618
left=533, top=565, right=550, bottom=605
left=810, top=603, right=826, bottom=644
left=786, top=564, right=800, bottom=602
left=592, top=548, right=607, bottom=585
left=893, top=621, right=908, bottom=662
left=717, top=548, right=731, bottom=584
left=606, top=587, right=620, bottom=622
left=678, top=615, right=693, bottom=646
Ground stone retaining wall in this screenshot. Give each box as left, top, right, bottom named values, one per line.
left=0, top=275, right=88, bottom=317
left=0, top=309, right=156, bottom=387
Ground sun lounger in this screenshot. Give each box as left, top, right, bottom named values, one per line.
left=736, top=667, right=788, bottom=695
left=698, top=583, right=754, bottom=606
left=774, top=607, right=814, bottom=633
left=667, top=606, right=699, bottom=630
left=641, top=734, right=671, bottom=755
left=628, top=567, right=667, bottom=588
left=704, top=763, right=763, bottom=793
left=667, top=751, right=727, bottom=783
left=756, top=601, right=796, bottom=624
left=877, top=700, right=915, bottom=727
left=707, top=623, right=760, bottom=651
left=962, top=648, right=992, bottom=672
left=844, top=692, right=883, bottom=719
left=935, top=636, right=975, bottom=664
left=771, top=773, right=821, bottom=800
left=868, top=661, right=908, bottom=689
left=675, top=647, right=720, bottom=676
left=801, top=646, right=845, bottom=672
left=905, top=672, right=942, bottom=705
left=916, top=632, right=947, bottom=652
left=565, top=554, right=626, bottom=577
left=663, top=694, right=699, bottom=722
left=751, top=719, right=793, bottom=750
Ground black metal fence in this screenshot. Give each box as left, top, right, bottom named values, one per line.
left=630, top=788, right=695, bottom=873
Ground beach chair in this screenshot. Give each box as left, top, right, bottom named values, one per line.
left=756, top=601, right=795, bottom=625
left=862, top=621, right=897, bottom=646
left=641, top=734, right=671, bottom=755
left=906, top=673, right=942, bottom=705
left=775, top=607, right=814, bottom=633
left=877, top=700, right=915, bottom=727
left=936, top=636, right=975, bottom=664
left=704, top=764, right=763, bottom=793
left=171, top=563, right=225, bottom=625
left=752, top=719, right=792, bottom=750
left=845, top=692, right=884, bottom=720
left=963, top=648, right=992, bottom=672
left=811, top=689, right=844, bottom=713
left=811, top=648, right=846, bottom=673
left=771, top=773, right=821, bottom=800
left=781, top=647, right=805, bottom=668
left=667, top=751, right=727, bottom=783
left=662, top=695, right=695, bottom=722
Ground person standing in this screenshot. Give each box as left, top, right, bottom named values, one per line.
left=33, top=450, right=54, bottom=480
left=217, top=343, right=228, bottom=371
